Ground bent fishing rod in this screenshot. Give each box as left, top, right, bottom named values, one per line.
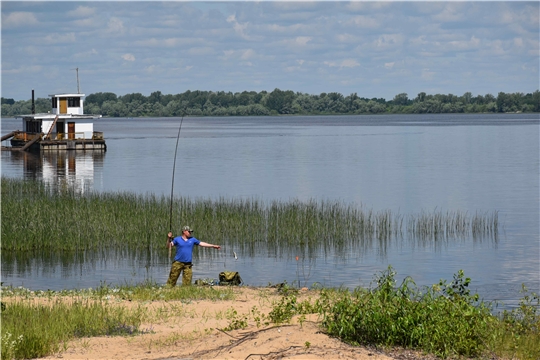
left=168, top=112, right=185, bottom=258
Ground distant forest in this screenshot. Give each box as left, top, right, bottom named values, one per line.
left=2, top=89, right=539, bottom=117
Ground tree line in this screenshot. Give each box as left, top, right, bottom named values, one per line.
left=2, top=89, right=539, bottom=117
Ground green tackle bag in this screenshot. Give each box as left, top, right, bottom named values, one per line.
left=219, top=271, right=243, bottom=286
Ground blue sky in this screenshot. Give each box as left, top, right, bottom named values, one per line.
left=1, top=1, right=538, bottom=101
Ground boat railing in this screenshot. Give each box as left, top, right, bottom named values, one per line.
left=53, top=132, right=105, bottom=140
left=11, top=132, right=39, bottom=141
left=10, top=131, right=104, bottom=142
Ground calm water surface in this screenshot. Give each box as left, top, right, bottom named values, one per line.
left=1, top=114, right=539, bottom=308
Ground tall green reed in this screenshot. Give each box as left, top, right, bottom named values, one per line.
left=2, top=177, right=500, bottom=253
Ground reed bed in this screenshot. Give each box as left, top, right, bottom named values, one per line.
left=2, top=177, right=499, bottom=253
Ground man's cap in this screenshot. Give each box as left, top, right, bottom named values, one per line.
left=182, top=225, right=193, bottom=232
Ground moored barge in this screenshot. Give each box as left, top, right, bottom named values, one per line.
left=2, top=90, right=106, bottom=152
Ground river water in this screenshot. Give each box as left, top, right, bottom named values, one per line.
left=1, top=114, right=539, bottom=308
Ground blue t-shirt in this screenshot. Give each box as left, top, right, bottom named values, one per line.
left=172, top=236, right=201, bottom=263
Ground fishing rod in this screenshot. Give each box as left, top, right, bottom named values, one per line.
left=168, top=112, right=185, bottom=258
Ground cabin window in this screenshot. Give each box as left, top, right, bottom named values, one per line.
left=25, top=120, right=41, bottom=133
left=67, top=97, right=81, bottom=107
left=52, top=97, right=57, bottom=108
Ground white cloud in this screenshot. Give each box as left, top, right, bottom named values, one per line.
left=486, top=40, right=507, bottom=56
left=227, top=13, right=251, bottom=40
left=44, top=33, right=76, bottom=44
left=187, top=47, right=214, bottom=56
left=384, top=62, right=395, bottom=69
left=294, top=36, right=311, bottom=46
left=341, top=59, right=360, bottom=68
left=374, top=34, right=404, bottom=49
left=73, top=18, right=96, bottom=27
left=67, top=6, right=95, bottom=18
left=410, top=35, right=429, bottom=47
left=346, top=1, right=391, bottom=12
left=324, top=59, right=360, bottom=69
left=448, top=36, right=481, bottom=51
left=277, top=36, right=312, bottom=49
left=240, top=49, right=256, bottom=60
left=222, top=50, right=235, bottom=60
left=349, top=15, right=379, bottom=29
left=421, top=69, right=435, bottom=81
left=136, top=38, right=194, bottom=48
left=2, top=12, right=38, bottom=28
left=336, top=33, right=360, bottom=43
left=74, top=49, right=99, bottom=59
left=122, top=54, right=135, bottom=61
left=267, top=23, right=304, bottom=34
left=107, top=17, right=124, bottom=34
left=2, top=65, right=42, bottom=74
left=433, top=3, right=467, bottom=22
left=513, top=38, right=524, bottom=48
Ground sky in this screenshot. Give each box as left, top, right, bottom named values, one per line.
left=1, top=1, right=539, bottom=101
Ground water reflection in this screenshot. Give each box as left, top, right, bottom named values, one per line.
left=3, top=150, right=104, bottom=193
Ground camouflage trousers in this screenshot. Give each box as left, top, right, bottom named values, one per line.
left=167, top=261, right=193, bottom=287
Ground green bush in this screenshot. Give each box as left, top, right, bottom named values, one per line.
left=314, top=267, right=539, bottom=359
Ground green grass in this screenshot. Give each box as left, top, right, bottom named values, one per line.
left=1, top=177, right=500, bottom=253
left=1, top=297, right=144, bottom=359
left=0, top=282, right=235, bottom=359
left=1, top=279, right=236, bottom=302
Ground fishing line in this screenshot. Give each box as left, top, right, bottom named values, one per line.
left=168, top=113, right=185, bottom=256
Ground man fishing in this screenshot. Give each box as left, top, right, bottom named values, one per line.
left=166, top=226, right=221, bottom=287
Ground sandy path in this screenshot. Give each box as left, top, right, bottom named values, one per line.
left=36, top=287, right=398, bottom=360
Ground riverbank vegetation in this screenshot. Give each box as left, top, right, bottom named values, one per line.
left=1, top=268, right=538, bottom=359
left=0, top=284, right=235, bottom=359
left=1, top=177, right=499, bottom=254
left=2, top=88, right=539, bottom=117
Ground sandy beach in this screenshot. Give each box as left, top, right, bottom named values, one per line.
left=33, top=286, right=431, bottom=360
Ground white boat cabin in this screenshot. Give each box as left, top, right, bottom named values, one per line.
left=51, top=93, right=86, bottom=115
left=17, top=93, right=101, bottom=140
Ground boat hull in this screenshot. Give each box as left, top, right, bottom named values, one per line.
left=8, top=132, right=106, bottom=152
